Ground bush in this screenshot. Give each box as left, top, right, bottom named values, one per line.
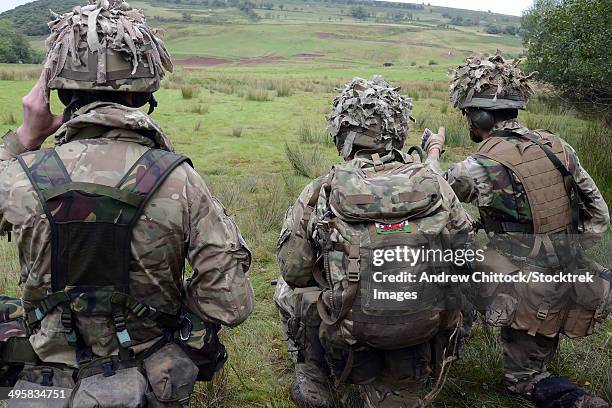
left=522, top=0, right=611, bottom=109
left=284, top=143, right=332, bottom=179
left=244, top=87, right=273, bottom=102
left=0, top=20, right=40, bottom=63
left=232, top=127, right=243, bottom=137
left=181, top=86, right=198, bottom=99
left=190, top=104, right=209, bottom=115
left=428, top=59, right=438, bottom=65
left=297, top=120, right=332, bottom=146
left=275, top=81, right=294, bottom=97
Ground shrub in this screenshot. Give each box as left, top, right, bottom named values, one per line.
left=181, top=86, right=198, bottom=99
left=275, top=81, right=294, bottom=97
left=522, top=0, right=611, bottom=109
left=297, top=120, right=332, bottom=146
left=245, top=87, right=273, bottom=102
left=428, top=59, right=438, bottom=65
left=284, top=143, right=332, bottom=179
left=232, top=127, right=243, bottom=137
left=190, top=104, right=209, bottom=115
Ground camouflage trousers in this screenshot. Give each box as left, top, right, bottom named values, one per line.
left=501, top=326, right=558, bottom=396
left=274, top=278, right=451, bottom=408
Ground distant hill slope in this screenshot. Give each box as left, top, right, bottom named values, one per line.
left=0, top=0, right=80, bottom=35
left=1, top=0, right=521, bottom=36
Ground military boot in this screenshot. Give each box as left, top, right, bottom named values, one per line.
left=291, top=372, right=334, bottom=408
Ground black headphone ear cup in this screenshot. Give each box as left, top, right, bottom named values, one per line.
left=470, top=109, right=494, bottom=130
left=57, top=89, right=73, bottom=106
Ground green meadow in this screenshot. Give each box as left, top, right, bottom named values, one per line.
left=0, top=0, right=610, bottom=406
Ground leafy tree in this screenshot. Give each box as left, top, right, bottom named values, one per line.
left=0, top=0, right=81, bottom=36
left=0, top=20, right=40, bottom=63
left=350, top=6, right=368, bottom=20
left=522, top=0, right=611, bottom=107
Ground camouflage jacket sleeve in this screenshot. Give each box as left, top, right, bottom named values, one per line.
left=562, top=142, right=610, bottom=242
left=183, top=166, right=254, bottom=327
left=437, top=174, right=474, bottom=234
left=277, top=179, right=321, bottom=288
left=0, top=131, right=33, bottom=235
left=426, top=155, right=486, bottom=206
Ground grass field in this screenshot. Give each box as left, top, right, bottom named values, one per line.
left=0, top=0, right=611, bottom=407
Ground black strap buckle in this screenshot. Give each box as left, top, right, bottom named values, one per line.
left=102, top=361, right=116, bottom=378
left=41, top=367, right=54, bottom=386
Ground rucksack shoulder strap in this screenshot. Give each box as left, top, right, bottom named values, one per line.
left=17, top=149, right=72, bottom=218
left=117, top=149, right=193, bottom=223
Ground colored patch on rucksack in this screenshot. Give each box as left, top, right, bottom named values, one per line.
left=375, top=221, right=412, bottom=235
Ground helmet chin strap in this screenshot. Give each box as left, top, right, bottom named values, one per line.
left=147, top=95, right=158, bottom=115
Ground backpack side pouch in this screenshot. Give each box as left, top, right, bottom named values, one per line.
left=71, top=365, right=147, bottom=408
left=143, top=342, right=198, bottom=407
left=8, top=365, right=74, bottom=408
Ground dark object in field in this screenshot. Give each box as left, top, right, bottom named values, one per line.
left=383, top=62, right=394, bottom=67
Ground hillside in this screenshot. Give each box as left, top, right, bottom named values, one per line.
left=1, top=0, right=523, bottom=68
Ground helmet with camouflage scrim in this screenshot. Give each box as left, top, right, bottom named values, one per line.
left=42, top=0, right=172, bottom=102
left=450, top=51, right=536, bottom=111
left=329, top=76, right=414, bottom=159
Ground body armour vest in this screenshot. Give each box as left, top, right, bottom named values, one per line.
left=476, top=130, right=577, bottom=260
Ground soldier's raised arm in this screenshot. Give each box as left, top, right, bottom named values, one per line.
left=183, top=169, right=254, bottom=327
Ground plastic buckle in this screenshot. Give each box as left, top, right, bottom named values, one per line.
left=536, top=304, right=549, bottom=320
left=179, top=315, right=193, bottom=342
left=102, top=361, right=116, bottom=378
left=347, top=261, right=360, bottom=282
left=41, top=367, right=54, bottom=386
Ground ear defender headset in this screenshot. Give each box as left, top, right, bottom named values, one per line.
left=463, top=108, right=495, bottom=143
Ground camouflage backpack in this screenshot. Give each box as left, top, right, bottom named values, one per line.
left=307, top=152, right=460, bottom=350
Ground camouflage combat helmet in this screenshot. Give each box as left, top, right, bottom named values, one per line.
left=450, top=51, right=535, bottom=110
left=329, top=76, right=414, bottom=159
left=41, top=0, right=172, bottom=101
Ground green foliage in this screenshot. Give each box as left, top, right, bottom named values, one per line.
left=522, top=0, right=612, bottom=108
left=0, top=20, right=40, bottom=64
left=0, top=0, right=80, bottom=36
left=350, top=6, right=368, bottom=20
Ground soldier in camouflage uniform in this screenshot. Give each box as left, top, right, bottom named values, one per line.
left=423, top=52, right=610, bottom=407
left=275, top=76, right=474, bottom=408
left=0, top=1, right=253, bottom=406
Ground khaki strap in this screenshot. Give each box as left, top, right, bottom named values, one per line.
left=316, top=283, right=358, bottom=327
left=346, top=194, right=374, bottom=205
left=337, top=347, right=354, bottom=385
left=371, top=153, right=384, bottom=172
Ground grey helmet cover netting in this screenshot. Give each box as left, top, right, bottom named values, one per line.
left=41, top=0, right=173, bottom=101
left=450, top=51, right=536, bottom=110
left=329, top=76, right=414, bottom=158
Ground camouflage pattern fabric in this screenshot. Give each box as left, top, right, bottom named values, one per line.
left=449, top=51, right=536, bottom=110
left=0, top=102, right=254, bottom=367
left=0, top=321, right=27, bottom=342
left=53, top=101, right=174, bottom=150
left=276, top=149, right=472, bottom=405
left=329, top=76, right=414, bottom=158
left=0, top=296, right=23, bottom=323
left=42, top=0, right=172, bottom=98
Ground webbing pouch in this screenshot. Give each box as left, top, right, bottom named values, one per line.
left=71, top=366, right=147, bottom=408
